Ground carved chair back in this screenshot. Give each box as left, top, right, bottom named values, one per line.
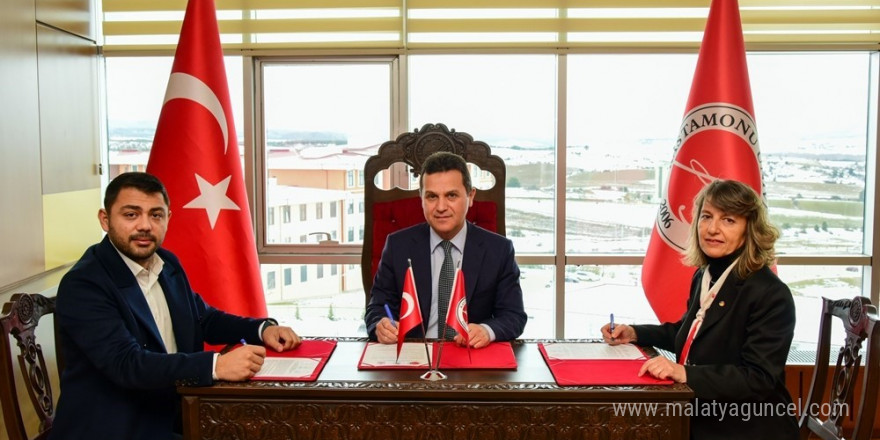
left=0, top=293, right=56, bottom=440
left=799, top=296, right=879, bottom=440
left=361, top=123, right=506, bottom=303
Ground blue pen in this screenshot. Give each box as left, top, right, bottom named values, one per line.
left=384, top=304, right=397, bottom=327
left=609, top=313, right=615, bottom=340
left=240, top=338, right=247, bottom=346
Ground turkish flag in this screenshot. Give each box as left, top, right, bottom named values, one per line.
left=641, top=0, right=765, bottom=323
left=444, top=269, right=469, bottom=346
left=147, top=0, right=267, bottom=318
left=397, top=266, right=423, bottom=359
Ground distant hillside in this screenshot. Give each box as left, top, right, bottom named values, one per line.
left=109, top=126, right=348, bottom=148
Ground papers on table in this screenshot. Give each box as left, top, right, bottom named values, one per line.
left=254, top=357, right=321, bottom=379
left=357, top=341, right=518, bottom=370
left=249, top=339, right=337, bottom=382
left=538, top=342, right=671, bottom=386
left=542, top=342, right=647, bottom=360
left=360, top=342, right=431, bottom=368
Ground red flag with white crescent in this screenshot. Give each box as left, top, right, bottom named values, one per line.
left=642, top=0, right=765, bottom=323
left=444, top=268, right=469, bottom=346
left=397, top=266, right=423, bottom=358
left=147, top=0, right=267, bottom=318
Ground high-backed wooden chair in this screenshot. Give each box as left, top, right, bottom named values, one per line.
left=0, top=293, right=57, bottom=440
left=361, top=122, right=506, bottom=303
left=799, top=296, right=879, bottom=440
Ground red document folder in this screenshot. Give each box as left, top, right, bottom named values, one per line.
left=538, top=343, right=673, bottom=386
left=250, top=339, right=337, bottom=382
left=357, top=341, right=517, bottom=370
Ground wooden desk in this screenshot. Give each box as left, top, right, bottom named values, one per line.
left=179, top=339, right=692, bottom=440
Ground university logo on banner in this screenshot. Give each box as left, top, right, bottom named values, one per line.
left=147, top=0, right=267, bottom=318
left=641, top=0, right=765, bottom=323
left=445, top=269, right=469, bottom=346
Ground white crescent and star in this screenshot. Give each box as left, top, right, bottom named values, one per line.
left=164, top=72, right=229, bottom=154
left=183, top=174, right=240, bottom=229
left=161, top=72, right=239, bottom=230
left=401, top=292, right=416, bottom=320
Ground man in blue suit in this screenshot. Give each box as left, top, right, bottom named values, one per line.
left=365, top=152, right=527, bottom=347
left=51, top=172, right=301, bottom=440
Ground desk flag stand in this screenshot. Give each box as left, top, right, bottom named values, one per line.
left=420, top=305, right=453, bottom=381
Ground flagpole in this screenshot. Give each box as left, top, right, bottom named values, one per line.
left=410, top=259, right=433, bottom=369
left=414, top=258, right=445, bottom=381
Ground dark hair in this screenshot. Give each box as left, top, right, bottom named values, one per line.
left=104, top=172, right=170, bottom=211
left=419, top=151, right=473, bottom=193
left=684, top=179, right=779, bottom=277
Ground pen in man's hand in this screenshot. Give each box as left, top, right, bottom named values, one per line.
left=609, top=313, right=615, bottom=341
left=384, top=304, right=397, bottom=327
left=240, top=338, right=247, bottom=346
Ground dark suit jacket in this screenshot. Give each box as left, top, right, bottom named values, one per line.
left=50, top=236, right=266, bottom=440
left=365, top=222, right=527, bottom=341
left=633, top=266, right=798, bottom=440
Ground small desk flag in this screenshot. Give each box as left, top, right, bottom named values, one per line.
left=397, top=266, right=423, bottom=359
left=444, top=268, right=469, bottom=346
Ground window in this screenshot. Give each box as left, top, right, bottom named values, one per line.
left=317, top=265, right=324, bottom=279
left=106, top=49, right=877, bottom=344
left=409, top=54, right=557, bottom=254
left=299, top=204, right=307, bottom=222
left=283, top=268, right=292, bottom=286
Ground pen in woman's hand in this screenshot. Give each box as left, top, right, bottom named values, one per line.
left=609, top=313, right=615, bottom=341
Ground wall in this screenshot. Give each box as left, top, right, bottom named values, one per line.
left=0, top=0, right=99, bottom=438
left=0, top=0, right=101, bottom=291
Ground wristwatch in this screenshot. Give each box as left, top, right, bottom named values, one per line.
left=263, top=318, right=279, bottom=328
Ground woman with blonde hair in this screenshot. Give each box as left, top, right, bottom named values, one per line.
left=602, top=179, right=797, bottom=439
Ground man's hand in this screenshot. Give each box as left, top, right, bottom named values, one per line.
left=638, top=355, right=687, bottom=383
left=453, top=323, right=491, bottom=349
left=216, top=345, right=266, bottom=381
left=262, top=325, right=302, bottom=352
left=375, top=317, right=398, bottom=344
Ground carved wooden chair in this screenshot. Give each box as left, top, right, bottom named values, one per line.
left=361, top=122, right=506, bottom=304
left=799, top=296, right=879, bottom=440
left=0, top=293, right=57, bottom=440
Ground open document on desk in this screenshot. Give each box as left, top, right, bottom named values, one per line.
left=250, top=339, right=337, bottom=382
left=358, top=341, right=517, bottom=370
left=539, top=342, right=673, bottom=386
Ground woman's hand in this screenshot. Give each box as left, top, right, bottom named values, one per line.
left=600, top=323, right=637, bottom=346
left=638, top=355, right=687, bottom=383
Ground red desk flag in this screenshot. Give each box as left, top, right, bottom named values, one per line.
left=146, top=0, right=267, bottom=318
left=445, top=269, right=470, bottom=346
left=397, top=266, right=423, bottom=358
left=642, top=0, right=765, bottom=323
